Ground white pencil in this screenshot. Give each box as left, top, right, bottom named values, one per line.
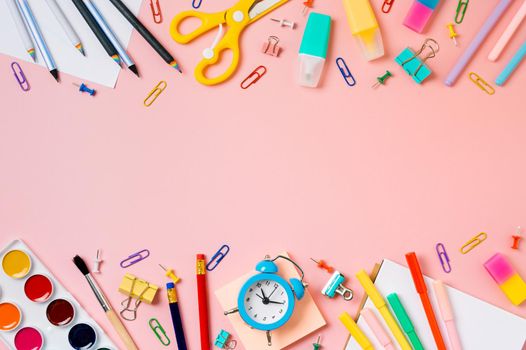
left=5, top=0, right=36, bottom=61
left=44, top=0, right=85, bottom=55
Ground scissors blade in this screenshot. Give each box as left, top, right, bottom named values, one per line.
left=248, top=0, right=286, bottom=20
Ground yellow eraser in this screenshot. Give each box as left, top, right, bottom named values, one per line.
left=500, top=274, right=526, bottom=306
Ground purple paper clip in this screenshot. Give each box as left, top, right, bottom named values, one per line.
left=120, top=249, right=150, bottom=268
left=11, top=62, right=30, bottom=92
left=206, top=244, right=230, bottom=271
left=436, top=243, right=451, bottom=273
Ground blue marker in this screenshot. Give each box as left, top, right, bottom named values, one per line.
left=15, top=0, right=58, bottom=81
left=83, top=0, right=139, bottom=77
left=496, top=40, right=526, bottom=86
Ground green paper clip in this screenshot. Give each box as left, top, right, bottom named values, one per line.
left=395, top=38, right=439, bottom=84
left=149, top=318, right=171, bottom=346
left=455, top=0, right=469, bottom=24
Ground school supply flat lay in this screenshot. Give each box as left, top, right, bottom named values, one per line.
left=344, top=259, right=526, bottom=350
left=2, top=0, right=525, bottom=94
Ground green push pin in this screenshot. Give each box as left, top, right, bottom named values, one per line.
left=313, top=335, right=321, bottom=350
left=372, top=70, right=393, bottom=88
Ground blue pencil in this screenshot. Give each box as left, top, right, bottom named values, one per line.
left=83, top=0, right=139, bottom=77
left=15, top=0, right=59, bottom=81
left=496, top=40, right=526, bottom=86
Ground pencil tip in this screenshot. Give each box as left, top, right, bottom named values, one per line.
left=50, top=69, right=59, bottom=82
left=28, top=49, right=36, bottom=61
left=76, top=44, right=85, bottom=56
left=112, top=55, right=121, bottom=65
left=129, top=65, right=140, bottom=77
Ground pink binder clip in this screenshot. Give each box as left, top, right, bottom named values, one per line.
left=262, top=36, right=281, bottom=57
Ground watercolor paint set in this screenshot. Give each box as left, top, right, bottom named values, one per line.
left=0, top=239, right=117, bottom=350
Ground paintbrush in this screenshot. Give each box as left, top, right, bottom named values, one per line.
left=73, top=255, right=139, bottom=350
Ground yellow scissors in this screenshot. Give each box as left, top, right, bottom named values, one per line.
left=170, top=0, right=288, bottom=86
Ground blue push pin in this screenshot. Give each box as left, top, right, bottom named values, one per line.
left=73, top=82, right=96, bottom=96
left=321, top=271, right=353, bottom=301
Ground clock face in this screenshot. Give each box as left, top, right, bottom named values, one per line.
left=240, top=277, right=293, bottom=330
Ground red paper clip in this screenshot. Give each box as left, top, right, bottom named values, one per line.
left=150, top=0, right=162, bottom=23
left=382, top=0, right=395, bottom=13
left=240, top=66, right=267, bottom=89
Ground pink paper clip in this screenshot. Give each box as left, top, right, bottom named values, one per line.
left=11, top=62, right=30, bottom=92
left=150, top=0, right=162, bottom=23
left=240, top=66, right=267, bottom=89
left=382, top=0, right=395, bottom=13
left=262, top=36, right=281, bottom=57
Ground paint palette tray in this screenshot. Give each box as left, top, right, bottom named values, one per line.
left=0, top=239, right=117, bottom=350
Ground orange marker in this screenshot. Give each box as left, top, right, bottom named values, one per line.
left=405, top=252, right=446, bottom=350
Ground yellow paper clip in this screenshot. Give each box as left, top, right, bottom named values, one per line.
left=469, top=72, right=495, bottom=95
left=149, top=318, right=171, bottom=346
left=460, top=232, right=487, bottom=254
left=144, top=80, right=167, bottom=107
left=119, top=274, right=159, bottom=321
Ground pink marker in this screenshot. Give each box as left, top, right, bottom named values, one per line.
left=432, top=281, right=462, bottom=350
left=360, top=308, right=396, bottom=350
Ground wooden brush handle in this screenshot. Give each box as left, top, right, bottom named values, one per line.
left=106, top=309, right=139, bottom=350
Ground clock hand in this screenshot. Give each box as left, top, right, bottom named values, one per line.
left=268, top=300, right=285, bottom=305
left=268, top=285, right=278, bottom=298
left=261, top=288, right=267, bottom=299
left=256, top=293, right=263, bottom=300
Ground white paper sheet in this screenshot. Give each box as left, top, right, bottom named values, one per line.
left=345, top=260, right=526, bottom=350
left=0, top=0, right=142, bottom=88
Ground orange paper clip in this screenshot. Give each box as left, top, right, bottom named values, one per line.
left=240, top=66, right=267, bottom=89
left=144, top=81, right=167, bottom=107
left=150, top=0, right=162, bottom=23
left=382, top=0, right=395, bottom=13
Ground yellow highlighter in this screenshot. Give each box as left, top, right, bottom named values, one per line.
left=356, top=270, right=412, bottom=350
left=342, top=0, right=384, bottom=61
left=339, top=312, right=374, bottom=350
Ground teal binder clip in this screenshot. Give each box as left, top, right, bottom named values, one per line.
left=395, top=38, right=439, bottom=84
left=214, top=329, right=236, bottom=349
left=321, top=271, right=353, bottom=301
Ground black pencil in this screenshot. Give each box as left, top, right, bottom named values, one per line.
left=107, top=0, right=182, bottom=72
left=70, top=0, right=121, bottom=65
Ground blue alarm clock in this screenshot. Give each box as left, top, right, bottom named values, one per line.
left=225, top=255, right=307, bottom=346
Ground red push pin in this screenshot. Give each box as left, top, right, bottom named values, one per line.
left=311, top=258, right=334, bottom=273
left=302, top=0, right=314, bottom=15
left=512, top=226, right=522, bottom=250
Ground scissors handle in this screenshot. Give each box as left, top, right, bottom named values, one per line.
left=194, top=25, right=242, bottom=85
left=170, top=10, right=225, bottom=44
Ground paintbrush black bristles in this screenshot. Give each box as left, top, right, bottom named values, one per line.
left=73, top=255, right=90, bottom=275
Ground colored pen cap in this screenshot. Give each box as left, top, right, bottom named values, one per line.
left=298, top=12, right=331, bottom=88
left=343, top=0, right=384, bottom=61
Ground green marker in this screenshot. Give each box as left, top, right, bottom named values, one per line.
left=387, top=293, right=424, bottom=350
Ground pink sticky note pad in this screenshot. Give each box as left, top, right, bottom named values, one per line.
left=484, top=253, right=515, bottom=284
left=215, top=252, right=326, bottom=349
left=403, top=1, right=434, bottom=33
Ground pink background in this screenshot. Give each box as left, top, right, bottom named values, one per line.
left=1, top=0, right=525, bottom=349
